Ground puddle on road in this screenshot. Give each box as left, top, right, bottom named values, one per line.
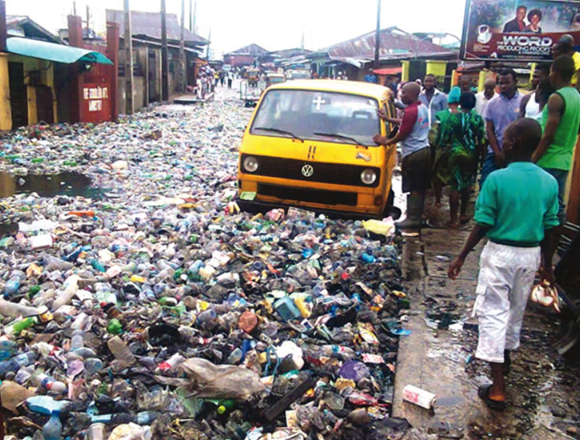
left=0, top=171, right=102, bottom=199
left=0, top=171, right=108, bottom=237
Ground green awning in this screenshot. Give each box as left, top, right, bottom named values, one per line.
left=6, top=37, right=114, bottom=65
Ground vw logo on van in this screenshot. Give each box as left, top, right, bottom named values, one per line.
left=301, top=164, right=314, bottom=177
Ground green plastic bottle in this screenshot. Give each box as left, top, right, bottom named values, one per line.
left=107, top=319, right=123, bottom=335
left=12, top=317, right=36, bottom=335
left=217, top=399, right=236, bottom=415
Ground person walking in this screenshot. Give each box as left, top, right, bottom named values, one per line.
left=374, top=83, right=431, bottom=230
left=448, top=118, right=559, bottom=411
left=440, top=92, right=487, bottom=228
left=475, top=79, right=497, bottom=117
left=227, top=70, right=234, bottom=89
left=430, top=87, right=461, bottom=207
left=419, top=74, right=448, bottom=127
left=481, top=69, right=522, bottom=188
left=533, top=55, right=580, bottom=228
left=519, top=64, right=551, bottom=119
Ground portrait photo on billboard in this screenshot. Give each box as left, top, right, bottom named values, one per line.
left=461, top=0, right=580, bottom=61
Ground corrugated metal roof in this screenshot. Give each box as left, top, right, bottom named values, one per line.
left=6, top=15, right=62, bottom=44
left=315, top=27, right=457, bottom=62
left=225, top=44, right=269, bottom=57
left=106, top=10, right=208, bottom=46
left=7, top=37, right=113, bottom=65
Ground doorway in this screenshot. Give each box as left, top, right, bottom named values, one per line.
left=8, top=62, right=28, bottom=128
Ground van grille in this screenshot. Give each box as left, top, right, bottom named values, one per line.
left=258, top=184, right=358, bottom=206
left=242, top=155, right=380, bottom=188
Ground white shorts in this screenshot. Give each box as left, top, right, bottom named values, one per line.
left=473, top=241, right=541, bottom=363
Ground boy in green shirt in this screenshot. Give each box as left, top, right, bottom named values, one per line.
left=533, top=55, right=580, bottom=225
left=448, top=118, right=559, bottom=411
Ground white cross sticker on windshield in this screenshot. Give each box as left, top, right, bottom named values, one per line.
left=313, top=95, right=326, bottom=111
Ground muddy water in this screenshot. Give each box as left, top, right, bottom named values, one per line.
left=0, top=172, right=107, bottom=237
left=0, top=171, right=99, bottom=199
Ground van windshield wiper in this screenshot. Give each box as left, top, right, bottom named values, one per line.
left=254, top=127, right=304, bottom=142
left=313, top=132, right=368, bottom=148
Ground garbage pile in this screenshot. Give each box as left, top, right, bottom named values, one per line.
left=0, top=101, right=410, bottom=440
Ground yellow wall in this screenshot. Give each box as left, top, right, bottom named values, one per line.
left=6, top=55, right=58, bottom=127
left=0, top=54, right=11, bottom=131
left=426, top=61, right=447, bottom=78
left=401, top=60, right=410, bottom=82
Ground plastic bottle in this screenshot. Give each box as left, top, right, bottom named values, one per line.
left=107, top=336, right=136, bottom=369
left=89, top=259, right=106, bottom=273
left=42, top=410, right=62, bottom=440
left=107, top=319, right=123, bottom=334
left=318, top=345, right=356, bottom=361
left=51, top=275, right=80, bottom=311
left=156, top=352, right=185, bottom=372
left=217, top=399, right=236, bottom=415
left=4, top=317, right=36, bottom=336
left=84, top=358, right=103, bottom=376
left=71, top=330, right=84, bottom=351
left=196, top=308, right=217, bottom=327
left=3, top=271, right=24, bottom=298
left=0, top=351, right=36, bottom=378
left=0, top=339, right=17, bottom=360
left=0, top=299, right=38, bottom=318
left=30, top=370, right=67, bottom=394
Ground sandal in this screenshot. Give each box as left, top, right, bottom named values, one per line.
left=478, top=385, right=506, bottom=411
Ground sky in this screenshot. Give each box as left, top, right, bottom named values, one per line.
left=6, top=0, right=467, bottom=56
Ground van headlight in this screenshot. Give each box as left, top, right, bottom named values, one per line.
left=361, top=169, right=377, bottom=185
left=243, top=156, right=259, bottom=173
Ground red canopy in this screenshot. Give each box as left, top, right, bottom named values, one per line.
left=373, top=67, right=402, bottom=75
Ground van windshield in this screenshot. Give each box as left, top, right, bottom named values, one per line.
left=250, top=90, right=381, bottom=146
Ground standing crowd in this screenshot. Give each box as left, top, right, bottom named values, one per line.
left=375, top=35, right=580, bottom=412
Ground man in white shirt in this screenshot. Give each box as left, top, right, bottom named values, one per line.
left=476, top=79, right=498, bottom=116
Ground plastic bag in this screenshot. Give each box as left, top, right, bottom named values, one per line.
left=179, top=357, right=265, bottom=399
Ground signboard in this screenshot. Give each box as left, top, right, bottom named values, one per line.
left=82, top=83, right=111, bottom=123
left=461, top=0, right=580, bottom=61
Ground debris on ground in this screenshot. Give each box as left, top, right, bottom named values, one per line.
left=0, top=99, right=412, bottom=440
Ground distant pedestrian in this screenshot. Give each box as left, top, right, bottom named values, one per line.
left=220, top=70, right=225, bottom=87
left=440, top=92, right=486, bottom=227
left=552, top=35, right=580, bottom=89
left=519, top=63, right=550, bottom=119
left=449, top=118, right=559, bottom=412
left=481, top=69, right=522, bottom=188
left=419, top=74, right=448, bottom=127
left=364, top=69, right=377, bottom=84
left=475, top=79, right=498, bottom=117
left=430, top=87, right=461, bottom=207
left=374, top=82, right=431, bottom=230
left=228, top=71, right=233, bottom=89
left=533, top=55, right=580, bottom=227
left=214, top=71, right=220, bottom=88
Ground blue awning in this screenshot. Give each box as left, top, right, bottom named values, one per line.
left=6, top=37, right=113, bottom=65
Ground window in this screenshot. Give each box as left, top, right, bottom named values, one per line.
left=251, top=90, right=381, bottom=146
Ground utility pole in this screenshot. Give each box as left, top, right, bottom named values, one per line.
left=206, top=28, right=211, bottom=60
left=189, top=0, right=193, bottom=31
left=374, top=0, right=381, bottom=69
left=161, top=0, right=169, bottom=101
left=180, top=0, right=186, bottom=93
left=86, top=5, right=90, bottom=30
left=124, top=0, right=134, bottom=114
left=192, top=0, right=197, bottom=34
left=73, top=1, right=77, bottom=16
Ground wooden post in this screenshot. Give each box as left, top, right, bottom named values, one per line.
left=124, top=0, right=134, bottom=114
left=180, top=0, right=186, bottom=93
left=567, top=138, right=580, bottom=224
left=161, top=0, right=169, bottom=101
left=374, top=0, right=381, bottom=69
left=106, top=21, right=120, bottom=122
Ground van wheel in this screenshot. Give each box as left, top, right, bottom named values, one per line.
left=381, top=189, right=402, bottom=220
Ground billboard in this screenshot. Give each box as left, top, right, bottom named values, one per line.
left=461, top=0, right=580, bottom=61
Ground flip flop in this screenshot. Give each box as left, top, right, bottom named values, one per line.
left=478, top=385, right=506, bottom=411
